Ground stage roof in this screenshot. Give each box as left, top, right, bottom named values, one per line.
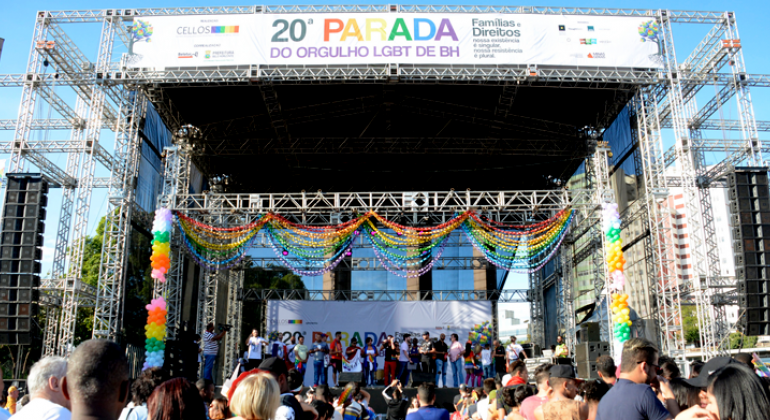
left=156, top=82, right=634, bottom=192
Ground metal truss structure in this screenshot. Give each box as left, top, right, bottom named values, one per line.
left=0, top=5, right=767, bottom=363
left=241, top=289, right=529, bottom=302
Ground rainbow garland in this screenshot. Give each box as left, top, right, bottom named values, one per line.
left=144, top=208, right=172, bottom=370
left=173, top=208, right=574, bottom=277
left=603, top=203, right=632, bottom=344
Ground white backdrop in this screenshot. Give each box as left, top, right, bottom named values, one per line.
left=266, top=300, right=492, bottom=384
left=128, top=13, right=663, bottom=69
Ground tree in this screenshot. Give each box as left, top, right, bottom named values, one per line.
left=729, top=332, right=758, bottom=349
left=682, top=306, right=700, bottom=345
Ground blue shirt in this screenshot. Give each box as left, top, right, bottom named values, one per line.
left=313, top=342, right=330, bottom=361
left=595, top=379, right=670, bottom=420
left=406, top=406, right=450, bottom=420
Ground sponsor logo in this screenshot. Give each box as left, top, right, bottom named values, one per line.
left=204, top=50, right=211, bottom=59
left=131, top=19, right=153, bottom=43
left=178, top=52, right=197, bottom=58
left=558, top=24, right=566, bottom=31
left=279, top=319, right=303, bottom=324
left=587, top=52, right=606, bottom=59
left=587, top=26, right=595, bottom=31
left=580, top=38, right=597, bottom=45
left=435, top=327, right=443, bottom=330
left=177, top=25, right=240, bottom=35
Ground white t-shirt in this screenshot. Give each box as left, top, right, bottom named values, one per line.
left=501, top=373, right=512, bottom=385
left=13, top=398, right=71, bottom=420
left=247, top=336, right=267, bottom=359
left=506, top=343, right=523, bottom=361
left=476, top=397, right=490, bottom=420
left=481, top=349, right=492, bottom=366
left=399, top=341, right=410, bottom=362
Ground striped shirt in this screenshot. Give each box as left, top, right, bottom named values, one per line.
left=203, top=331, right=218, bottom=355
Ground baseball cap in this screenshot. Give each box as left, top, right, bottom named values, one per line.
left=423, top=331, right=430, bottom=336
left=259, top=357, right=288, bottom=378
left=549, top=365, right=578, bottom=380
left=684, top=357, right=736, bottom=388
left=459, top=384, right=468, bottom=391
left=7, top=386, right=16, bottom=393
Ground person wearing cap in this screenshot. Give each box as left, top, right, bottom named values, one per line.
left=259, top=357, right=318, bottom=420
left=595, top=338, right=714, bottom=420
left=533, top=365, right=586, bottom=420
left=682, top=357, right=737, bottom=410
left=419, top=332, right=435, bottom=374
left=6, top=386, right=19, bottom=415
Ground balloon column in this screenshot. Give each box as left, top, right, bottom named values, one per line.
left=469, top=321, right=492, bottom=346
left=603, top=203, right=632, bottom=344
left=143, top=296, right=167, bottom=369
left=143, top=208, right=173, bottom=370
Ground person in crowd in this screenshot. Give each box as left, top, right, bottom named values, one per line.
left=504, top=361, right=528, bottom=388
left=667, top=379, right=698, bottom=412
left=295, top=335, right=309, bottom=385
left=492, top=340, right=506, bottom=381
left=203, top=323, right=227, bottom=381
left=330, top=332, right=344, bottom=388
left=6, top=386, right=18, bottom=415
left=448, top=334, right=465, bottom=388
left=13, top=356, right=70, bottom=420
left=703, top=363, right=770, bottom=420
left=464, top=341, right=480, bottom=387
left=117, top=367, right=167, bottom=420
left=398, top=334, right=413, bottom=386
left=288, top=369, right=305, bottom=399
left=313, top=404, right=334, bottom=420
left=579, top=380, right=609, bottom=420
left=19, top=395, right=29, bottom=409
left=209, top=397, right=230, bottom=420
left=481, top=344, right=494, bottom=380
left=310, top=334, right=330, bottom=387
left=406, top=383, right=449, bottom=420
left=147, top=378, right=205, bottom=420
left=453, top=384, right=469, bottom=407
left=196, top=379, right=215, bottom=415
left=510, top=385, right=535, bottom=420
left=519, top=363, right=553, bottom=420
left=433, top=334, right=448, bottom=388
left=684, top=357, right=739, bottom=412
left=476, top=379, right=496, bottom=420
left=419, top=332, right=435, bottom=374
left=505, top=337, right=526, bottom=369
left=335, top=382, right=369, bottom=420
left=732, top=352, right=755, bottom=372
left=0, top=369, right=10, bottom=420
left=362, top=337, right=378, bottom=387
left=260, top=357, right=318, bottom=420
left=407, top=398, right=420, bottom=416
left=61, top=340, right=130, bottom=420
left=354, top=394, right=374, bottom=420
left=230, top=371, right=280, bottom=420
left=688, top=361, right=704, bottom=379
left=553, top=336, right=568, bottom=359
left=469, top=387, right=483, bottom=419
left=382, top=336, right=399, bottom=385
left=312, top=386, right=341, bottom=420
left=659, top=357, right=681, bottom=380
left=245, top=329, right=268, bottom=371
left=595, top=338, right=715, bottom=420
left=533, top=365, right=586, bottom=420
left=382, top=380, right=409, bottom=420
left=594, top=356, right=616, bottom=386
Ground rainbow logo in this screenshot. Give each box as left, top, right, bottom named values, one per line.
left=288, top=320, right=302, bottom=324
left=212, top=26, right=239, bottom=33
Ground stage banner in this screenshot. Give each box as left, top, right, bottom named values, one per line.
left=127, top=14, right=663, bottom=69
left=266, top=300, right=492, bottom=384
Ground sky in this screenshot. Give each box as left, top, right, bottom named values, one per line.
left=0, top=0, right=768, bottom=305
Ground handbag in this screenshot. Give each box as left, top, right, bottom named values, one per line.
left=407, top=363, right=417, bottom=371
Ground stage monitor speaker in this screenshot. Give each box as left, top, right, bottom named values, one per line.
left=574, top=342, right=610, bottom=365
left=410, top=371, right=434, bottom=387
left=729, top=167, right=770, bottom=336
left=339, top=372, right=362, bottom=386
left=521, top=343, right=534, bottom=358
left=577, top=362, right=599, bottom=379
left=576, top=323, right=600, bottom=343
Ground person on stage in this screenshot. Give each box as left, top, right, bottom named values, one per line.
left=397, top=334, right=412, bottom=386
left=554, top=336, right=569, bottom=359
left=346, top=338, right=363, bottom=364
left=418, top=332, right=434, bottom=374
left=505, top=336, right=527, bottom=370
left=381, top=335, right=399, bottom=384
left=492, top=339, right=506, bottom=381
left=295, top=335, right=309, bottom=386
left=309, top=334, right=330, bottom=387
left=433, top=334, right=448, bottom=388
left=330, top=332, right=344, bottom=387
left=362, top=337, right=378, bottom=386
left=448, top=334, right=465, bottom=388
left=245, top=329, right=268, bottom=371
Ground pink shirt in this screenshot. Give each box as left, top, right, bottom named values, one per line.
left=448, top=341, right=464, bottom=362
left=519, top=395, right=548, bottom=420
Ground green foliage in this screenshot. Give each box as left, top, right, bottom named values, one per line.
left=729, top=332, right=758, bottom=349
left=682, top=306, right=700, bottom=345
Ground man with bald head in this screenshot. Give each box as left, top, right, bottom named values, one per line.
left=62, top=340, right=130, bottom=420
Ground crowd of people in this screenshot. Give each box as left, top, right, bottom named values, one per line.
left=1, top=336, right=769, bottom=420
left=239, top=329, right=529, bottom=389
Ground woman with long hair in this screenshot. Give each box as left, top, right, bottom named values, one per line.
left=362, top=337, right=378, bottom=386
left=209, top=397, right=231, bottom=420
left=147, top=378, right=206, bottom=420
left=229, top=372, right=280, bottom=420
left=704, top=363, right=770, bottom=420
left=406, top=397, right=420, bottom=415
